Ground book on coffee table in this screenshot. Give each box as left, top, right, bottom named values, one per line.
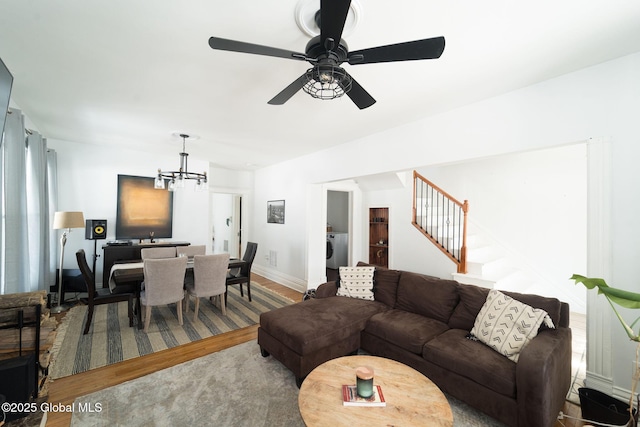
left=342, top=385, right=386, bottom=407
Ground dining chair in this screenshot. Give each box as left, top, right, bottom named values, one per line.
left=76, top=249, right=134, bottom=335
left=176, top=245, right=206, bottom=258
left=140, top=256, right=188, bottom=333
left=185, top=253, right=230, bottom=320
left=141, top=247, right=177, bottom=260
left=177, top=245, right=207, bottom=288
left=226, top=242, right=258, bottom=303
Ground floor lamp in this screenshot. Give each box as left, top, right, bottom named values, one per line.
left=52, top=211, right=85, bottom=314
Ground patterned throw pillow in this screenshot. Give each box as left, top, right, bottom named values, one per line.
left=336, top=266, right=375, bottom=301
left=469, top=289, right=555, bottom=362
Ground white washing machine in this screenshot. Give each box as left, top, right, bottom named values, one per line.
left=326, top=232, right=348, bottom=269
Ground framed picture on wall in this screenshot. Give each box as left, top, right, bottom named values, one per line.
left=116, top=174, right=174, bottom=240
left=267, top=200, right=285, bottom=224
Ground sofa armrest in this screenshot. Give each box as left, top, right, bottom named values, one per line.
left=314, top=281, right=338, bottom=298
left=515, top=326, right=572, bottom=427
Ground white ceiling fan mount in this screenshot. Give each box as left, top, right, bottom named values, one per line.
left=294, top=0, right=362, bottom=38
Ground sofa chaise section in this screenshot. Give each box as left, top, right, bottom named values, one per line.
left=258, top=294, right=388, bottom=386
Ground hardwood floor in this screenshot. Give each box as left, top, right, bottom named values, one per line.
left=44, top=275, right=583, bottom=427
left=45, top=275, right=300, bottom=427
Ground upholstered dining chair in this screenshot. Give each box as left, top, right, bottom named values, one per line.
left=76, top=249, right=134, bottom=335
left=141, top=247, right=177, bottom=260
left=176, top=245, right=206, bottom=258
left=177, top=245, right=207, bottom=288
left=140, top=256, right=188, bottom=333
left=185, top=253, right=230, bottom=320
left=226, top=242, right=258, bottom=303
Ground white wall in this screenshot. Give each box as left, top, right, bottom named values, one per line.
left=250, top=164, right=309, bottom=290
left=251, top=52, right=640, bottom=394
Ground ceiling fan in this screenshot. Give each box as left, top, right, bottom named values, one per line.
left=208, top=0, right=445, bottom=110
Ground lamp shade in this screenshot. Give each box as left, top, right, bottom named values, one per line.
left=53, top=211, right=85, bottom=230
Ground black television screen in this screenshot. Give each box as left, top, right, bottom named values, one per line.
left=0, top=57, right=13, bottom=139
left=115, top=175, right=174, bottom=240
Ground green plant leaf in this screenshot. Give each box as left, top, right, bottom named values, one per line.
left=571, top=274, right=640, bottom=341
left=571, top=274, right=640, bottom=308
left=570, top=274, right=608, bottom=290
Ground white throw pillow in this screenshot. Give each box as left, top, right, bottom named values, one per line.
left=470, top=289, right=555, bottom=362
left=336, top=266, right=375, bottom=301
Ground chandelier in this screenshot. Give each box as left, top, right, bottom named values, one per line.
left=154, top=133, right=208, bottom=192
left=303, top=63, right=352, bottom=100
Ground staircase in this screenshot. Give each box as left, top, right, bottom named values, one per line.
left=451, top=223, right=536, bottom=292
left=412, top=171, right=468, bottom=274
left=412, top=171, right=533, bottom=292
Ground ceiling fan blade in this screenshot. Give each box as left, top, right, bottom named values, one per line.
left=341, top=74, right=376, bottom=110
left=267, top=74, right=308, bottom=105
left=320, top=0, right=351, bottom=49
left=348, top=36, right=445, bottom=65
left=209, top=37, right=307, bottom=61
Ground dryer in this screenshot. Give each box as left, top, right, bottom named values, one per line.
left=326, top=232, right=348, bottom=269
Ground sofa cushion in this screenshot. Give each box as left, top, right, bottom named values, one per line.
left=337, top=266, right=375, bottom=300
left=259, top=296, right=388, bottom=355
left=314, top=281, right=338, bottom=298
left=356, top=261, right=400, bottom=308
left=448, top=282, right=563, bottom=331
left=395, top=272, right=459, bottom=323
left=373, top=269, right=401, bottom=308
left=364, top=309, right=450, bottom=354
left=469, top=289, right=555, bottom=362
left=423, top=328, right=517, bottom=398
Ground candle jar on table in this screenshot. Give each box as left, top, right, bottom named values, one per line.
left=356, top=366, right=374, bottom=398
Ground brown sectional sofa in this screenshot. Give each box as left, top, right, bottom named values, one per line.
left=258, top=264, right=572, bottom=427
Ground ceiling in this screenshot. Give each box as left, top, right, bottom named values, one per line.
left=1, top=1, right=640, bottom=171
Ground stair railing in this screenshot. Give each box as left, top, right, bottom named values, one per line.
left=412, top=171, right=468, bottom=274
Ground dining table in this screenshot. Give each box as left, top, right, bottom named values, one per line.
left=109, top=257, right=247, bottom=329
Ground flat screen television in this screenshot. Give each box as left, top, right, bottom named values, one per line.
left=115, top=174, right=174, bottom=241
left=0, top=57, right=13, bottom=139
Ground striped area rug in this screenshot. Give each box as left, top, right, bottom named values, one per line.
left=49, top=282, right=293, bottom=379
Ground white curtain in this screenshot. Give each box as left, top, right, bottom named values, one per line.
left=0, top=107, right=56, bottom=294
left=26, top=131, right=51, bottom=290
left=47, top=149, right=58, bottom=291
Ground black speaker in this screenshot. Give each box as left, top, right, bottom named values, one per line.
left=0, top=354, right=36, bottom=421
left=85, top=219, right=107, bottom=240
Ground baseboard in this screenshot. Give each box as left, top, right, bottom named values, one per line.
left=612, top=385, right=639, bottom=406
left=585, top=371, right=614, bottom=395
left=252, top=265, right=307, bottom=293
left=586, top=373, right=639, bottom=406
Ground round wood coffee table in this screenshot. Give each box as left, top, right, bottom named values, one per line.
left=298, top=355, right=453, bottom=426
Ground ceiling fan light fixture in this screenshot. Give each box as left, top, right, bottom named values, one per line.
left=303, top=64, right=351, bottom=100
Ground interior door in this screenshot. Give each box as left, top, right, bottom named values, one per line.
left=231, top=195, right=242, bottom=258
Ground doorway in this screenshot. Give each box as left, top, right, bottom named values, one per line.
left=326, top=190, right=350, bottom=280
left=211, top=193, right=242, bottom=257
